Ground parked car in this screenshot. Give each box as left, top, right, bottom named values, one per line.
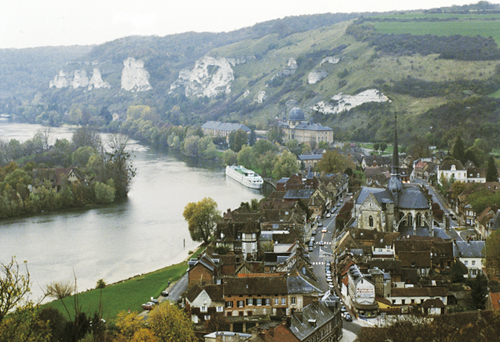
left=142, top=302, right=155, bottom=310
left=337, top=203, right=342, bottom=207
left=321, top=228, right=327, bottom=233
left=161, top=290, right=169, bottom=297
left=319, top=241, right=325, bottom=246
left=344, top=313, right=353, bottom=322
left=318, top=222, right=323, bottom=227
left=339, top=198, right=343, bottom=202
left=326, top=276, right=332, bottom=282
left=312, top=229, right=317, bottom=235
left=308, top=246, right=313, bottom=252
left=341, top=305, right=347, bottom=313
left=326, top=213, right=331, bottom=218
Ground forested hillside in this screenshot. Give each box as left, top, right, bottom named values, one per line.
left=1, top=2, right=500, bottom=150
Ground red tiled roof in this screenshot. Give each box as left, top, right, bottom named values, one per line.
left=260, top=325, right=300, bottom=342
left=489, top=292, right=500, bottom=310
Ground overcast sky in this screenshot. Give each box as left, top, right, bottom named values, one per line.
left=1, top=0, right=497, bottom=49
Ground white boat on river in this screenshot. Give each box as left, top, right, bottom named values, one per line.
left=225, top=165, right=263, bottom=189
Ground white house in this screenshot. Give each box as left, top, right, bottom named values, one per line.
left=437, top=160, right=466, bottom=185
left=389, top=286, right=448, bottom=307
left=453, top=241, right=485, bottom=278
left=347, top=264, right=378, bottom=318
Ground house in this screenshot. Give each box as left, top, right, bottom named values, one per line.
left=188, top=254, right=218, bottom=287
left=485, top=292, right=500, bottom=311
left=475, top=206, right=498, bottom=239
left=283, top=189, right=326, bottom=218
left=32, top=167, right=86, bottom=192
left=394, top=237, right=454, bottom=274
left=185, top=284, right=224, bottom=324
left=254, top=324, right=300, bottom=342
left=346, top=264, right=378, bottom=318
left=277, top=107, right=334, bottom=144
left=298, top=154, right=323, bottom=169
left=389, top=286, right=447, bottom=312
left=204, top=331, right=252, bottom=342
left=437, top=160, right=466, bottom=185
left=289, top=298, right=342, bottom=342
left=201, top=121, right=251, bottom=139
left=453, top=241, right=485, bottom=278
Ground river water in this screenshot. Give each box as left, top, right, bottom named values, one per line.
left=0, top=122, right=264, bottom=300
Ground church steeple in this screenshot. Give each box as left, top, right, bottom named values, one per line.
left=387, top=113, right=403, bottom=204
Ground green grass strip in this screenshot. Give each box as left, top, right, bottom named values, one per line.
left=42, top=246, right=204, bottom=322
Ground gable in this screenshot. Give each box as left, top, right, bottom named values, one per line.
left=360, top=193, right=382, bottom=211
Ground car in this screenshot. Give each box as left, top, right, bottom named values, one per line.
left=341, top=305, right=347, bottom=313
left=321, top=228, right=327, bottom=233
left=326, top=276, right=332, bottom=282
left=308, top=246, right=313, bottom=252
left=142, top=302, right=155, bottom=310
left=337, top=203, right=342, bottom=207
left=318, top=241, right=324, bottom=246
left=318, top=222, right=323, bottom=227
left=161, top=291, right=169, bottom=297
left=310, top=236, right=315, bottom=242
left=312, top=229, right=317, bottom=235
left=326, top=271, right=332, bottom=276
left=344, top=313, right=353, bottom=322
left=326, top=213, right=331, bottom=218
left=339, top=198, right=343, bottom=202
left=150, top=297, right=159, bottom=305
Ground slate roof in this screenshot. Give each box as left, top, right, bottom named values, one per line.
left=290, top=301, right=336, bottom=341
left=293, top=122, right=333, bottom=131
left=289, top=107, right=305, bottom=121
left=440, top=159, right=465, bottom=171
left=298, top=154, right=323, bottom=161
left=356, top=187, right=387, bottom=205
left=223, top=276, right=287, bottom=296
left=391, top=286, right=447, bottom=297
left=201, top=121, right=251, bottom=133
left=398, top=186, right=430, bottom=209
left=454, top=241, right=485, bottom=258
left=287, top=274, right=321, bottom=294
left=283, top=189, right=315, bottom=200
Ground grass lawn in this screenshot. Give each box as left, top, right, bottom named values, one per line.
left=43, top=246, right=204, bottom=322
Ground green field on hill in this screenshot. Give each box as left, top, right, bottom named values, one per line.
left=371, top=19, right=500, bottom=44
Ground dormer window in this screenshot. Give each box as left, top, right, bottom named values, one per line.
left=451, top=165, right=456, bottom=170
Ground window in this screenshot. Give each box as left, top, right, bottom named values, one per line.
left=237, top=300, right=244, bottom=308
left=246, top=298, right=253, bottom=306
left=204, top=315, right=210, bottom=320
left=274, top=298, right=279, bottom=305
left=281, top=298, right=286, bottom=305
left=291, top=297, right=296, bottom=305
left=225, top=301, right=233, bottom=308
left=265, top=298, right=271, bottom=306
left=464, top=260, right=468, bottom=266
left=369, top=216, right=374, bottom=227
left=201, top=305, right=207, bottom=313
left=256, top=298, right=262, bottom=306
left=216, top=306, right=223, bottom=312
left=472, top=260, right=476, bottom=266
left=402, top=299, right=405, bottom=305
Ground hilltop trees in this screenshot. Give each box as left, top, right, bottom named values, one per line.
left=183, top=197, right=221, bottom=245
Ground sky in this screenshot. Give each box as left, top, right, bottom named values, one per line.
left=1, top=0, right=498, bottom=49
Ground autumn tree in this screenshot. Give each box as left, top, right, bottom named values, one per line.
left=0, top=257, right=31, bottom=324
left=183, top=197, right=221, bottom=245
left=316, top=150, right=355, bottom=174
left=149, top=302, right=197, bottom=342
left=272, top=150, right=299, bottom=179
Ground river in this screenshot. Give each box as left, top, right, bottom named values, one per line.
left=0, top=122, right=265, bottom=300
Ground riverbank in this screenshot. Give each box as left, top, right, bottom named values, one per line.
left=42, top=245, right=205, bottom=321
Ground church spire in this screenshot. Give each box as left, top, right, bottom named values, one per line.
left=387, top=112, right=403, bottom=204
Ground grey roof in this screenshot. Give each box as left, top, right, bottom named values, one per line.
left=356, top=187, right=387, bottom=205
left=398, top=187, right=430, bottom=209
left=290, top=301, right=336, bottom=340
left=287, top=275, right=322, bottom=294
left=298, top=154, right=323, bottom=161
left=284, top=189, right=315, bottom=200
left=454, top=241, right=485, bottom=258
left=399, top=226, right=431, bottom=237
left=434, top=228, right=453, bottom=240
left=289, top=107, right=305, bottom=121
left=201, top=121, right=251, bottom=133
left=294, top=121, right=333, bottom=131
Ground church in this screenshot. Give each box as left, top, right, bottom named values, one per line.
left=354, top=116, right=434, bottom=235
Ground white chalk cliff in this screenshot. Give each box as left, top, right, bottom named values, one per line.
left=170, top=56, right=238, bottom=97
left=320, top=56, right=340, bottom=66
left=121, top=58, right=152, bottom=92
left=312, top=89, right=391, bottom=114
left=255, top=91, right=267, bottom=103
left=49, top=68, right=110, bottom=90
left=308, top=69, right=329, bottom=84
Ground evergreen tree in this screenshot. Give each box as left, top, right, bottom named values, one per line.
left=452, top=136, right=466, bottom=164
left=249, top=129, right=256, bottom=146
left=469, top=273, right=488, bottom=309
left=486, top=156, right=499, bottom=182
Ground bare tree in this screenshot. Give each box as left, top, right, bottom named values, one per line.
left=0, top=257, right=31, bottom=323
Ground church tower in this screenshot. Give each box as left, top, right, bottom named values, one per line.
left=387, top=113, right=403, bottom=206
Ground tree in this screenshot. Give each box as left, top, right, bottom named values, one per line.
left=94, top=181, right=116, bottom=204
left=469, top=273, right=488, bottom=309
left=183, top=197, right=221, bottom=245
left=237, top=145, right=256, bottom=169
left=249, top=129, right=256, bottom=146
left=373, top=143, right=380, bottom=152
left=380, top=142, right=388, bottom=152
left=222, top=150, right=237, bottom=166
left=486, top=229, right=500, bottom=273
left=44, top=281, right=73, bottom=300
left=228, top=130, right=248, bottom=153
left=0, top=257, right=31, bottom=324
left=72, top=126, right=102, bottom=151
left=100, top=107, right=113, bottom=125
left=285, top=139, right=302, bottom=156
left=103, top=134, right=136, bottom=199
left=486, top=156, right=499, bottom=182
left=148, top=302, right=196, bottom=342
left=452, top=136, right=466, bottom=164
left=465, top=145, right=486, bottom=167
left=272, top=150, right=299, bottom=179
left=316, top=150, right=355, bottom=174
left=71, top=146, right=96, bottom=167
left=253, top=139, right=279, bottom=155
left=266, top=125, right=284, bottom=144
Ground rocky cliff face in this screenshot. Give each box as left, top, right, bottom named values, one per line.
left=49, top=68, right=110, bottom=90
left=308, top=69, right=329, bottom=84
left=170, top=56, right=243, bottom=97
left=121, top=58, right=152, bottom=92
left=312, top=89, right=391, bottom=114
